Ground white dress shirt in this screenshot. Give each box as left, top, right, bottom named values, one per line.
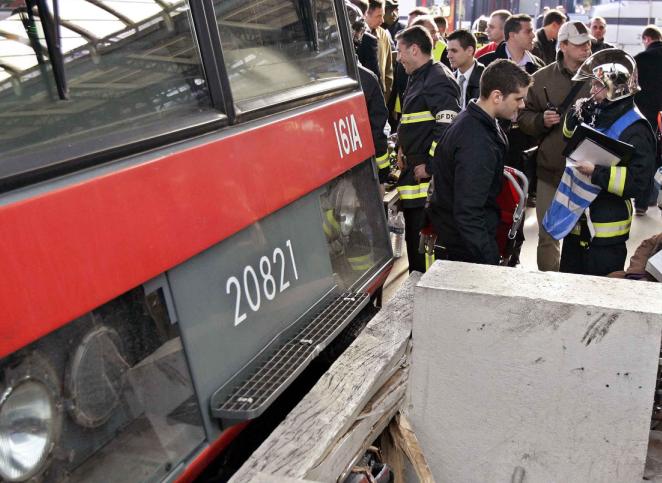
left=456, top=62, right=475, bottom=109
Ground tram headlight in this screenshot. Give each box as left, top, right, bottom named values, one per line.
left=0, top=379, right=57, bottom=481
left=66, top=326, right=128, bottom=429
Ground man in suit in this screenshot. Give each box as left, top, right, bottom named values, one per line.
left=446, top=29, right=485, bottom=109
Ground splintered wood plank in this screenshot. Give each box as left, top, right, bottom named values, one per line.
left=229, top=273, right=421, bottom=482
left=307, top=351, right=410, bottom=480
left=390, top=413, right=435, bottom=483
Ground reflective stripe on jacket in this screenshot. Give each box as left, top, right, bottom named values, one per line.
left=564, top=100, right=655, bottom=245
left=396, top=60, right=460, bottom=208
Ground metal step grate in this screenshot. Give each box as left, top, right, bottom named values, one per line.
left=211, top=291, right=369, bottom=422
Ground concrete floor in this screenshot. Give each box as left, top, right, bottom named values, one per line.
left=383, top=205, right=662, bottom=301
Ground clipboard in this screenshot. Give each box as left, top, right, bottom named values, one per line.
left=562, top=123, right=635, bottom=167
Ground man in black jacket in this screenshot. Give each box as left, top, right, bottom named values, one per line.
left=359, top=65, right=390, bottom=186
left=590, top=17, right=614, bottom=53
left=427, top=60, right=532, bottom=265
left=480, top=14, right=544, bottom=207
left=347, top=2, right=390, bottom=185
left=634, top=25, right=662, bottom=214
left=447, top=29, right=485, bottom=109
left=531, top=9, right=566, bottom=65
left=634, top=25, right=662, bottom=130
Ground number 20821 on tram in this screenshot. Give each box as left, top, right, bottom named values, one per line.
left=0, top=0, right=392, bottom=481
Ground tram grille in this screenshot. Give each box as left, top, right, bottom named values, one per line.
left=211, top=291, right=369, bottom=422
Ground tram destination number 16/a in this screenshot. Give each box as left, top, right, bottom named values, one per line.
left=226, top=239, right=299, bottom=326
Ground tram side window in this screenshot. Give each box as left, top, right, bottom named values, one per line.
left=214, top=0, right=348, bottom=111
left=0, top=0, right=214, bottom=183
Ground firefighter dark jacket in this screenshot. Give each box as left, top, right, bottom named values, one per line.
left=396, top=59, right=460, bottom=208
left=563, top=97, right=656, bottom=246
left=427, top=101, right=508, bottom=264
left=358, top=65, right=389, bottom=183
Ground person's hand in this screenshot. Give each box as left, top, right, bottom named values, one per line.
left=414, top=164, right=429, bottom=181
left=396, top=147, right=405, bottom=170
left=543, top=109, right=561, bottom=128
left=575, top=160, right=595, bottom=177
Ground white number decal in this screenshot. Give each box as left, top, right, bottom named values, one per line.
left=333, top=114, right=363, bottom=159
left=260, top=256, right=276, bottom=300
left=227, top=240, right=299, bottom=326
left=243, top=266, right=261, bottom=312
left=286, top=239, right=299, bottom=280
left=273, top=248, right=290, bottom=292
left=226, top=276, right=247, bottom=326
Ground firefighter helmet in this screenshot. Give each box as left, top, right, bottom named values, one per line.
left=572, top=48, right=639, bottom=102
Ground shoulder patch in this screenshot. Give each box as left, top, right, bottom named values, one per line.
left=436, top=110, right=457, bottom=123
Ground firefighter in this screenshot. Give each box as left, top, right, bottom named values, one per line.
left=395, top=25, right=461, bottom=272
left=560, top=49, right=656, bottom=276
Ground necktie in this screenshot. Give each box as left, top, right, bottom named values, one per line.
left=458, top=74, right=466, bottom=109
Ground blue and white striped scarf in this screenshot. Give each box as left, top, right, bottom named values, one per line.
left=542, top=165, right=601, bottom=240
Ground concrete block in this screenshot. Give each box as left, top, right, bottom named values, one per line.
left=410, top=261, right=662, bottom=483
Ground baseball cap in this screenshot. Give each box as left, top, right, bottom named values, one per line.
left=558, top=21, right=594, bottom=44
left=385, top=0, right=398, bottom=7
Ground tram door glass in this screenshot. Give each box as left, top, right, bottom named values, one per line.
left=0, top=0, right=214, bottom=181
left=214, top=0, right=348, bottom=110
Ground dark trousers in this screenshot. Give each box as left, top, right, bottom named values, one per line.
left=560, top=235, right=627, bottom=276
left=403, top=207, right=426, bottom=273
left=635, top=175, right=658, bottom=209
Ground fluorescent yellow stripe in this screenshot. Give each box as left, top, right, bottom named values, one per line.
left=433, top=41, right=446, bottom=63
left=348, top=254, right=372, bottom=271
left=401, top=111, right=435, bottom=123
left=323, top=209, right=340, bottom=237
left=592, top=217, right=632, bottom=238
left=607, top=166, right=626, bottom=196
left=396, top=182, right=430, bottom=199
left=375, top=152, right=390, bottom=169
left=429, top=140, right=438, bottom=157
left=562, top=118, right=575, bottom=139
left=570, top=223, right=581, bottom=236
left=425, top=252, right=435, bottom=270
left=395, top=95, right=401, bottom=114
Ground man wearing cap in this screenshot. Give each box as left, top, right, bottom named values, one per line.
left=518, top=20, right=592, bottom=271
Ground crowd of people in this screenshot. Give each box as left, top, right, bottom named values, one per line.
left=347, top=0, right=662, bottom=278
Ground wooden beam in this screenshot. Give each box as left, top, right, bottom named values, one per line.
left=229, top=273, right=420, bottom=482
